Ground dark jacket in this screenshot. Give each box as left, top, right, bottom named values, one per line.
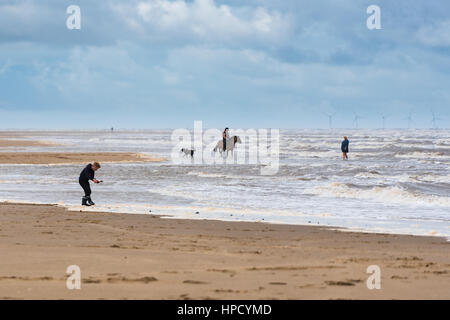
left=341, top=140, right=349, bottom=152
left=79, top=164, right=95, bottom=182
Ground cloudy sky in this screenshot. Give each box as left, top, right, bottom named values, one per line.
left=0, top=0, right=449, bottom=129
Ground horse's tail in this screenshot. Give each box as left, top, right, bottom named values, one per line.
left=213, top=141, right=221, bottom=152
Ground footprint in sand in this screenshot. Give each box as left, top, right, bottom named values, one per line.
left=183, top=280, right=209, bottom=285
left=324, top=280, right=362, bottom=286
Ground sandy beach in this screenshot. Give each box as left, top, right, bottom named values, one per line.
left=0, top=152, right=166, bottom=164
left=0, top=202, right=448, bottom=300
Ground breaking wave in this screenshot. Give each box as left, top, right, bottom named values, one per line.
left=304, top=182, right=450, bottom=207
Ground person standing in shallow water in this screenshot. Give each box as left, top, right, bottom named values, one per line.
left=341, top=136, right=349, bottom=160
left=79, top=162, right=101, bottom=206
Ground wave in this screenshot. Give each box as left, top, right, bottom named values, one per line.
left=395, top=151, right=450, bottom=160
left=353, top=173, right=450, bottom=184
left=186, top=171, right=256, bottom=180
left=414, top=174, right=450, bottom=184
left=304, top=182, right=450, bottom=207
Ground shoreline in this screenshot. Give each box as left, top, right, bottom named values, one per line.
left=1, top=199, right=448, bottom=240
left=52, top=204, right=450, bottom=241
left=0, top=202, right=448, bottom=299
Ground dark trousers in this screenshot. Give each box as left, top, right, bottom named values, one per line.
left=223, top=138, right=227, bottom=151
left=79, top=179, right=91, bottom=197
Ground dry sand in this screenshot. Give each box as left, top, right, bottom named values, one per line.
left=0, top=152, right=166, bottom=164
left=0, top=203, right=448, bottom=300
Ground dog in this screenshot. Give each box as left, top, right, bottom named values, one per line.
left=181, top=148, right=195, bottom=158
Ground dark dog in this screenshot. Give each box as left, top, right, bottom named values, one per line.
left=181, top=148, right=195, bottom=158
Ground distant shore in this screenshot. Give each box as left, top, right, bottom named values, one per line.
left=0, top=139, right=59, bottom=148
left=0, top=152, right=166, bottom=164
left=0, top=133, right=166, bottom=164
left=0, top=202, right=448, bottom=300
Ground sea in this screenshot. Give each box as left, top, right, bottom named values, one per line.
left=0, top=129, right=449, bottom=239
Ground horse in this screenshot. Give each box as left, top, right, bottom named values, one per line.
left=213, top=136, right=242, bottom=157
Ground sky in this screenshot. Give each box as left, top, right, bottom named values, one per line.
left=0, top=0, right=449, bottom=129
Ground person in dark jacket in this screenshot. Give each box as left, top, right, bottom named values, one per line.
left=79, top=162, right=101, bottom=206
left=341, top=136, right=349, bottom=160
left=222, top=127, right=229, bottom=152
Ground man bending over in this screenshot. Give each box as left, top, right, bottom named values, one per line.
left=79, top=162, right=101, bottom=206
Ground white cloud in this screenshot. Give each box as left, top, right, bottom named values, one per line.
left=113, top=0, right=290, bottom=44
left=154, top=65, right=180, bottom=85
left=416, top=20, right=450, bottom=47
left=0, top=60, right=11, bottom=74
left=29, top=45, right=140, bottom=97
left=0, top=1, right=58, bottom=38
left=137, top=0, right=189, bottom=26
left=0, top=1, right=38, bottom=20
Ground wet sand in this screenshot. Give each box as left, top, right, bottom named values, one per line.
left=0, top=203, right=448, bottom=300
left=0, top=139, right=58, bottom=147
left=0, top=152, right=166, bottom=164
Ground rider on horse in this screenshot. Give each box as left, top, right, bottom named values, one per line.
left=222, top=127, right=229, bottom=152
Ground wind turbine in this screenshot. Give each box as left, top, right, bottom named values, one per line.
left=380, top=113, right=390, bottom=129
left=352, top=111, right=364, bottom=129
left=324, top=111, right=337, bottom=129
left=430, top=109, right=442, bottom=129
left=404, top=111, right=414, bottom=129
